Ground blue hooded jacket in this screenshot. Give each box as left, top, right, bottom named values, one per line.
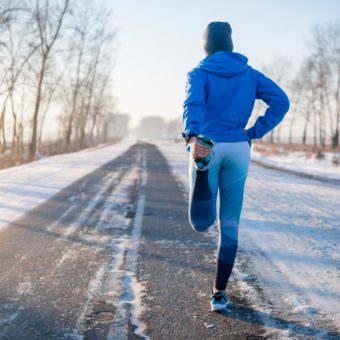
left=182, top=51, right=290, bottom=144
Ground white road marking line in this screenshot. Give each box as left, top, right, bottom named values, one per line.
left=108, top=149, right=150, bottom=340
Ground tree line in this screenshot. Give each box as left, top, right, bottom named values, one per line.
left=254, top=19, right=340, bottom=148
left=152, top=19, right=340, bottom=148
left=0, top=0, right=123, bottom=163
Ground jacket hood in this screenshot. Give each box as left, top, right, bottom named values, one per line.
left=197, top=51, right=248, bottom=77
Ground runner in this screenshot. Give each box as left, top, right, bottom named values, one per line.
left=182, top=21, right=290, bottom=312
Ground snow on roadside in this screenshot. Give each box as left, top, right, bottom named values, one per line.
left=156, top=139, right=340, bottom=337
left=251, top=148, right=340, bottom=182
left=0, top=135, right=136, bottom=232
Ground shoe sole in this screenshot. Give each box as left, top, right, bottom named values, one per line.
left=210, top=302, right=230, bottom=312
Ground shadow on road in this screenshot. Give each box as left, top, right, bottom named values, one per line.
left=218, top=303, right=340, bottom=339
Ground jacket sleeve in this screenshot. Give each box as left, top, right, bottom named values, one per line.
left=181, top=68, right=206, bottom=141
left=247, top=71, right=290, bottom=140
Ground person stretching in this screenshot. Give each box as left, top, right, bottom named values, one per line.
left=182, top=21, right=289, bottom=312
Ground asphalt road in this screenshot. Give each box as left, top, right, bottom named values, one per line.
left=0, top=142, right=319, bottom=339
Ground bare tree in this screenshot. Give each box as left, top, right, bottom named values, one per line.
left=261, top=56, right=292, bottom=143
left=62, top=1, right=117, bottom=148
left=303, top=20, right=340, bottom=148
left=28, top=0, right=70, bottom=161
left=326, top=20, right=340, bottom=147
left=0, top=0, right=121, bottom=166
left=287, top=75, right=303, bottom=144
left=64, top=1, right=90, bottom=146
left=0, top=1, right=38, bottom=154
left=88, top=66, right=115, bottom=143
left=38, top=58, right=70, bottom=145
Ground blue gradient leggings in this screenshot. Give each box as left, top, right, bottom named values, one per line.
left=188, top=141, right=250, bottom=290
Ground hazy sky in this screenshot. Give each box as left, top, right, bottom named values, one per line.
left=109, top=0, right=340, bottom=128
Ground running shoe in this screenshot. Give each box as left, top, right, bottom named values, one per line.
left=194, top=134, right=215, bottom=171
left=210, top=289, right=230, bottom=312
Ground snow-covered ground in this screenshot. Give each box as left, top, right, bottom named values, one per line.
left=251, top=147, right=340, bottom=182
left=0, top=136, right=339, bottom=337
left=156, top=139, right=340, bottom=337
left=0, top=135, right=136, bottom=232
left=0, top=136, right=146, bottom=339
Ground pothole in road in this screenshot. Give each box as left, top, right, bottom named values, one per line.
left=86, top=300, right=116, bottom=325
left=94, top=300, right=115, bottom=314
left=94, top=311, right=114, bottom=323
left=83, top=301, right=116, bottom=339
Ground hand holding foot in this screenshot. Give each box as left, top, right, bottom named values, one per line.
left=188, top=136, right=211, bottom=160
